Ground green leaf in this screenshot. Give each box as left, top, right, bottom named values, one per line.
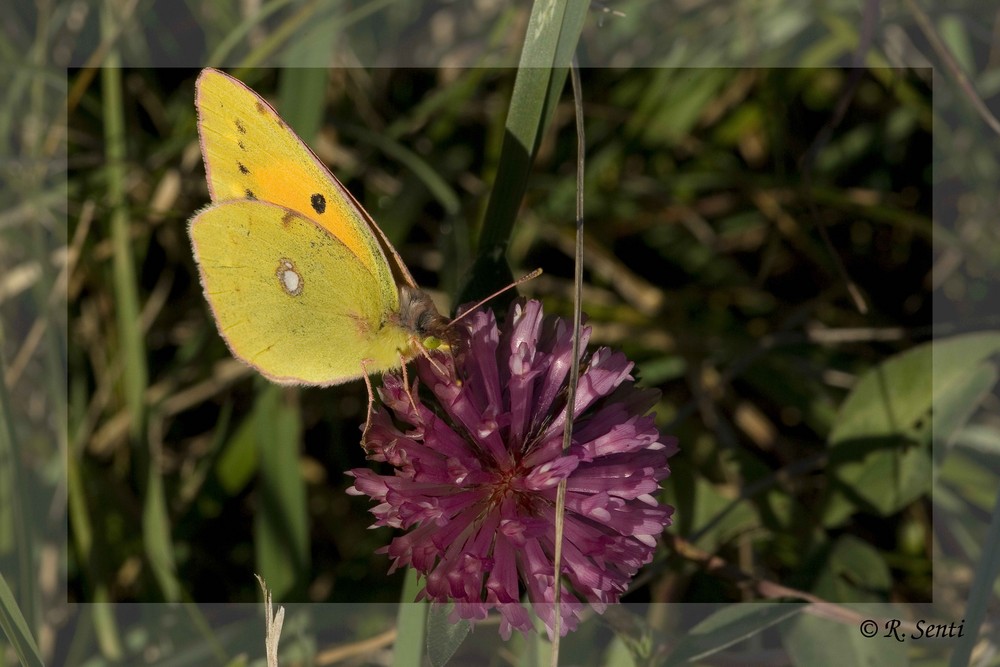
left=215, top=411, right=259, bottom=495
left=143, top=456, right=181, bottom=601
left=829, top=343, right=931, bottom=445
left=938, top=453, right=999, bottom=513
left=938, top=14, right=975, bottom=76
left=949, top=486, right=1000, bottom=667
left=253, top=384, right=309, bottom=599
left=667, top=475, right=760, bottom=552
left=807, top=535, right=891, bottom=601
left=931, top=332, right=1000, bottom=386
left=223, top=655, right=249, bottom=667
left=0, top=572, right=43, bottom=667
left=781, top=607, right=908, bottom=667
left=818, top=346, right=916, bottom=522
left=426, top=602, right=471, bottom=667
left=825, top=332, right=1000, bottom=524
left=277, top=68, right=328, bottom=143
left=664, top=603, right=806, bottom=666
left=951, top=423, right=1000, bottom=456
left=0, top=324, right=34, bottom=637
left=933, top=360, right=998, bottom=459
left=346, top=125, right=462, bottom=216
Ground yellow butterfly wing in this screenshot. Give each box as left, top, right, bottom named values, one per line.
left=189, top=200, right=414, bottom=385
left=195, top=68, right=411, bottom=304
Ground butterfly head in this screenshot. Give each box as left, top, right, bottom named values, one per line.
left=397, top=286, right=453, bottom=352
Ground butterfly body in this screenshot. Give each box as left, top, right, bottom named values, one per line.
left=189, top=68, right=447, bottom=386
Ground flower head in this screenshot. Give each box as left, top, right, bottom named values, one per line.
left=347, top=299, right=677, bottom=639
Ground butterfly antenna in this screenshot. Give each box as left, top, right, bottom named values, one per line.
left=447, top=268, right=543, bottom=329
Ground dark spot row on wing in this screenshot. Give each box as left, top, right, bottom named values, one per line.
left=234, top=119, right=247, bottom=134
left=238, top=162, right=250, bottom=175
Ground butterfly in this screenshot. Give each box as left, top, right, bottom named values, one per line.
left=188, top=68, right=450, bottom=391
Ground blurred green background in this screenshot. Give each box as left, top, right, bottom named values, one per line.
left=66, top=66, right=937, bottom=604
left=4, top=1, right=1000, bottom=665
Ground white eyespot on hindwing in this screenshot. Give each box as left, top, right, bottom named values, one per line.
left=275, top=258, right=303, bottom=297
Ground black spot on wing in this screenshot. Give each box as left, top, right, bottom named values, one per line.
left=245, top=189, right=256, bottom=199
left=235, top=119, right=247, bottom=134
left=238, top=162, right=250, bottom=174
left=311, top=193, right=326, bottom=214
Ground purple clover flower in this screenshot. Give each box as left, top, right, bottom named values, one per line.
left=347, top=299, right=677, bottom=639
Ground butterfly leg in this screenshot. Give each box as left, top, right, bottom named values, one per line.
left=360, top=359, right=375, bottom=447
left=397, top=352, right=421, bottom=415
left=414, top=340, right=448, bottom=377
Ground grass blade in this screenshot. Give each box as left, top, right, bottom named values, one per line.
left=0, top=572, right=43, bottom=667
left=392, top=569, right=428, bottom=667
left=460, top=0, right=588, bottom=303
left=101, top=41, right=148, bottom=445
